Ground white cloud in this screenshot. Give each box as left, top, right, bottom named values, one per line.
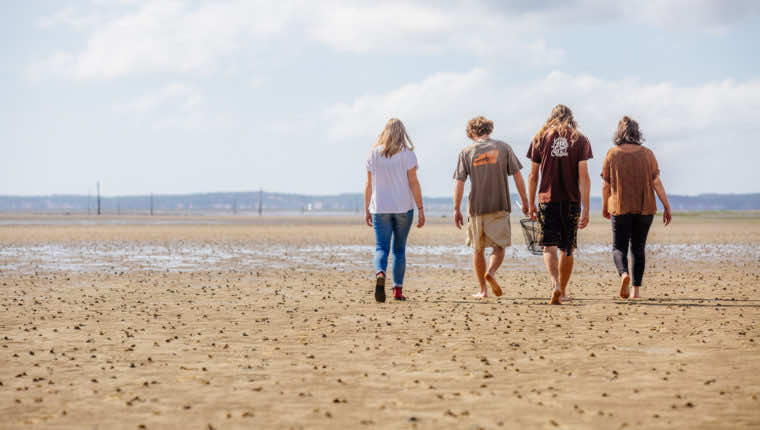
left=620, top=0, right=760, bottom=29
left=34, top=0, right=292, bottom=80
left=324, top=68, right=489, bottom=140
left=33, top=0, right=760, bottom=82
left=37, top=6, right=103, bottom=30
left=32, top=0, right=568, bottom=80
left=113, top=82, right=219, bottom=131
left=115, top=82, right=201, bottom=114
left=304, top=1, right=563, bottom=62
left=491, top=0, right=760, bottom=29
left=323, top=69, right=760, bottom=195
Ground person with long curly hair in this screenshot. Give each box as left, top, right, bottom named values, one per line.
left=527, top=105, right=593, bottom=305
left=601, top=116, right=672, bottom=299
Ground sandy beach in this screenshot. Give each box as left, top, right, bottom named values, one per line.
left=1, top=213, right=759, bottom=429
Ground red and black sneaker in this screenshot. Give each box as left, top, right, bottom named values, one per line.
left=392, top=287, right=406, bottom=301
left=375, top=274, right=386, bottom=303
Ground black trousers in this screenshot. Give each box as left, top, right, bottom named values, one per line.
left=611, top=214, right=654, bottom=286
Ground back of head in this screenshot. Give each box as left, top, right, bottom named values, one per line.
left=614, top=116, right=644, bottom=146
left=466, top=116, right=494, bottom=140
left=376, top=118, right=414, bottom=158
left=532, top=104, right=579, bottom=146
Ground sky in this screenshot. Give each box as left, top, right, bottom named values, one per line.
left=3, top=0, right=760, bottom=197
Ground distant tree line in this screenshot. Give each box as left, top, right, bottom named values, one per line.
left=0, top=192, right=758, bottom=214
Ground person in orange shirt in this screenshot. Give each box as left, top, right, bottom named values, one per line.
left=601, top=116, right=672, bottom=299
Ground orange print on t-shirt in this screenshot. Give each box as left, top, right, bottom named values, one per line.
left=473, top=150, right=499, bottom=167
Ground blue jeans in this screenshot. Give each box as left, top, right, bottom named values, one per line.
left=372, top=209, right=414, bottom=287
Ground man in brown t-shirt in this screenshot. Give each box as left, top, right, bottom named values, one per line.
left=453, top=116, right=529, bottom=299
left=526, top=105, right=592, bottom=305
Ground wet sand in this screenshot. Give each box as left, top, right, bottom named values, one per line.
left=1, top=214, right=759, bottom=429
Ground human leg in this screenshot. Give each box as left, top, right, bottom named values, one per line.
left=559, top=253, right=573, bottom=301
left=487, top=246, right=505, bottom=276
left=466, top=215, right=489, bottom=298
left=480, top=212, right=510, bottom=297
left=390, top=210, right=414, bottom=300
left=537, top=203, right=563, bottom=304
left=611, top=214, right=633, bottom=298
left=543, top=246, right=562, bottom=304
left=473, top=249, right=488, bottom=298
left=372, top=213, right=393, bottom=302
left=484, top=246, right=504, bottom=297
left=390, top=210, right=414, bottom=287
left=556, top=202, right=580, bottom=302
left=630, top=214, right=654, bottom=298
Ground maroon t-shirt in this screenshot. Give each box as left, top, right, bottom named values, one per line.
left=526, top=129, right=593, bottom=203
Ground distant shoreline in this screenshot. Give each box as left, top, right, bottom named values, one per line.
left=2, top=191, right=760, bottom=213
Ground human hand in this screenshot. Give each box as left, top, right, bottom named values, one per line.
left=417, top=210, right=426, bottom=228
left=365, top=211, right=373, bottom=227
left=602, top=207, right=610, bottom=219
left=579, top=208, right=590, bottom=229
left=529, top=204, right=538, bottom=221
left=521, top=199, right=529, bottom=216
left=663, top=207, right=672, bottom=226
left=453, top=209, right=464, bottom=229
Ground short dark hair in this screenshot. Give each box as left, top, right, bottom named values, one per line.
left=466, top=116, right=494, bottom=139
left=614, top=116, right=644, bottom=145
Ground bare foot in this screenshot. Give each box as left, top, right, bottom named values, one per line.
left=484, top=273, right=502, bottom=297
left=472, top=291, right=487, bottom=299
left=631, top=286, right=641, bottom=299
left=560, top=295, right=572, bottom=303
left=550, top=289, right=562, bottom=305
left=619, top=273, right=631, bottom=299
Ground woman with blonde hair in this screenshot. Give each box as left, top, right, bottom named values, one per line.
left=365, top=118, right=425, bottom=302
left=602, top=116, right=672, bottom=299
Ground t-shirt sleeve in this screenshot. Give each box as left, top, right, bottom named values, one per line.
left=649, top=149, right=660, bottom=179
left=505, top=145, right=523, bottom=176
left=600, top=150, right=611, bottom=183
left=365, top=153, right=374, bottom=173
left=453, top=150, right=468, bottom=181
left=579, top=136, right=593, bottom=161
left=405, top=150, right=418, bottom=171
left=526, top=139, right=542, bottom=163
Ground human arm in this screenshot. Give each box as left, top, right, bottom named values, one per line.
left=364, top=171, right=373, bottom=227
left=512, top=170, right=529, bottom=216
left=578, top=160, right=590, bottom=229
left=453, top=180, right=465, bottom=229
left=601, top=179, right=611, bottom=219
left=652, top=175, right=672, bottom=226
left=407, top=167, right=425, bottom=228
left=527, top=162, right=540, bottom=220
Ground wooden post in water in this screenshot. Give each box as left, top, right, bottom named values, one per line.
left=96, top=181, right=101, bottom=215
left=258, top=188, right=263, bottom=216
left=150, top=193, right=154, bottom=216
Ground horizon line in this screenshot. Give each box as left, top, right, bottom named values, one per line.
left=1, top=190, right=759, bottom=199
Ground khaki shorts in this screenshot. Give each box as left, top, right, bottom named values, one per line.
left=466, top=211, right=511, bottom=251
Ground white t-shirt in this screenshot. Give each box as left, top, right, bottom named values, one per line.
left=366, top=147, right=418, bottom=214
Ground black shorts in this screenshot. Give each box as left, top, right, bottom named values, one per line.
left=537, top=201, right=580, bottom=256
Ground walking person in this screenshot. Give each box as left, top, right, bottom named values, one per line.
left=453, top=116, right=529, bottom=299
left=527, top=104, right=592, bottom=305
left=602, top=116, right=672, bottom=299
left=365, top=118, right=425, bottom=303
